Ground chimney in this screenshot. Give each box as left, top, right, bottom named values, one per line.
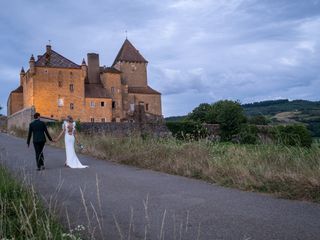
left=87, top=53, right=100, bottom=84
left=46, top=45, right=51, bottom=54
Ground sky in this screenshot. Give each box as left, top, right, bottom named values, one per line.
left=1, top=0, right=320, bottom=117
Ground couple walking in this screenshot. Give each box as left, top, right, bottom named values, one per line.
left=27, top=112, right=88, bottom=170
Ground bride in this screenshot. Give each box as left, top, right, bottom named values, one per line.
left=55, top=116, right=88, bottom=168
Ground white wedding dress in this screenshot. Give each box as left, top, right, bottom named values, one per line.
left=63, top=121, right=88, bottom=168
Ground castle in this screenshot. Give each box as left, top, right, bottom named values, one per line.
left=7, top=39, right=162, bottom=122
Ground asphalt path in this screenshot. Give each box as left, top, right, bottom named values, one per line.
left=0, top=133, right=319, bottom=240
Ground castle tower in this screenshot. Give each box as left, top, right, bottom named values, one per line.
left=29, top=55, right=35, bottom=75
left=20, top=67, right=25, bottom=86
left=112, top=39, right=148, bottom=87
left=81, top=58, right=88, bottom=80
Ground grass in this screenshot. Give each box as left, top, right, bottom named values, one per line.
left=10, top=126, right=320, bottom=203
left=0, top=165, right=76, bottom=239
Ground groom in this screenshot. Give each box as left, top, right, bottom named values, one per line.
left=27, top=112, right=53, bottom=171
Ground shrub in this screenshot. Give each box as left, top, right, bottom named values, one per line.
left=187, top=103, right=213, bottom=123
left=248, top=115, right=269, bottom=125
left=166, top=121, right=208, bottom=140
left=239, top=124, right=259, bottom=144
left=271, top=124, right=312, bottom=148
left=214, top=100, right=247, bottom=141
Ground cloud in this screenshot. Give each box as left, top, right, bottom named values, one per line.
left=1, top=0, right=320, bottom=117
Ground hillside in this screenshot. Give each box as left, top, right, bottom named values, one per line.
left=242, top=99, right=320, bottom=116
left=165, top=99, right=320, bottom=137
left=242, top=99, right=320, bottom=137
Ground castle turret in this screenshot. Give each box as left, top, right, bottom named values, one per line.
left=81, top=58, right=88, bottom=80
left=20, top=67, right=25, bottom=86
left=29, top=55, right=35, bottom=75
left=112, top=39, right=148, bottom=87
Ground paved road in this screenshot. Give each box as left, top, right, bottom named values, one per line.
left=0, top=133, right=320, bottom=240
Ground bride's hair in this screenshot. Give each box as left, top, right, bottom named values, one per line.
left=67, top=115, right=74, bottom=123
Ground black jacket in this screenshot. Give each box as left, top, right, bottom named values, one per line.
left=27, top=119, right=52, bottom=145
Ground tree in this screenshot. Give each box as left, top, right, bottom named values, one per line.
left=248, top=115, right=269, bottom=125
left=213, top=100, right=247, bottom=141
left=187, top=103, right=212, bottom=123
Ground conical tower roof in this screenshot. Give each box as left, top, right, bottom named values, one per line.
left=112, top=39, right=148, bottom=66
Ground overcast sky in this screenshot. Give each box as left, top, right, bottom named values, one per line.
left=1, top=0, right=320, bottom=117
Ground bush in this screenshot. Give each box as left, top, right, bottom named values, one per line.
left=187, top=103, right=213, bottom=123
left=214, top=100, right=247, bottom=141
left=166, top=121, right=208, bottom=140
left=239, top=124, right=259, bottom=144
left=271, top=124, right=312, bottom=148
left=248, top=115, right=269, bottom=125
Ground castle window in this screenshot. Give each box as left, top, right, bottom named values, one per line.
left=146, top=103, right=149, bottom=111
left=70, top=72, right=73, bottom=79
left=101, top=101, right=105, bottom=107
left=90, top=117, right=94, bottom=122
left=90, top=101, right=95, bottom=108
left=69, top=84, right=74, bottom=92
left=101, top=118, right=106, bottom=123
left=58, top=98, right=64, bottom=107
left=112, top=101, right=116, bottom=109
left=111, top=87, right=115, bottom=95
left=58, top=71, right=63, bottom=87
left=70, top=103, right=74, bottom=110
left=130, top=104, right=135, bottom=112
left=131, top=64, right=137, bottom=72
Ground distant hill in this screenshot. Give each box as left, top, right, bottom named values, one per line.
left=165, top=116, right=187, bottom=122
left=165, top=99, right=320, bottom=137
left=242, top=99, right=320, bottom=137
left=242, top=99, right=320, bottom=116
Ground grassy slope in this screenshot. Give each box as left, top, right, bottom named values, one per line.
left=10, top=126, right=320, bottom=203
left=0, top=166, right=68, bottom=239
left=243, top=99, right=320, bottom=137
left=45, top=126, right=320, bottom=203
left=165, top=99, right=320, bottom=136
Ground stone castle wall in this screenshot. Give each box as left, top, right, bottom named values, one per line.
left=7, top=107, right=35, bottom=130
left=7, top=92, right=23, bottom=116
left=31, top=67, right=86, bottom=121
left=79, top=122, right=170, bottom=138
left=118, top=62, right=147, bottom=87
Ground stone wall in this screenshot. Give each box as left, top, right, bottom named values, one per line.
left=117, top=62, right=147, bottom=87
left=7, top=107, right=35, bottom=130
left=31, top=67, right=86, bottom=121
left=79, top=122, right=170, bottom=137
left=0, top=116, right=7, bottom=131
left=84, top=98, right=113, bottom=123
left=203, top=124, right=220, bottom=135
left=7, top=91, right=23, bottom=116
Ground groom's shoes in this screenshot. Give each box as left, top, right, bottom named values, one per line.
left=37, top=168, right=41, bottom=171
left=41, top=166, right=45, bottom=170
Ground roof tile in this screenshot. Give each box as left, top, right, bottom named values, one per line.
left=113, top=39, right=148, bottom=65
left=35, top=50, right=80, bottom=69
left=128, top=86, right=160, bottom=95
left=11, top=85, right=23, bottom=93
left=85, top=84, right=111, bottom=98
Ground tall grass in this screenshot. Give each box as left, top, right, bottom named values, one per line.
left=11, top=126, right=320, bottom=202
left=71, top=132, right=320, bottom=202
left=0, top=165, right=70, bottom=239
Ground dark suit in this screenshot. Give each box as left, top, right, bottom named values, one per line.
left=27, top=119, right=52, bottom=169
